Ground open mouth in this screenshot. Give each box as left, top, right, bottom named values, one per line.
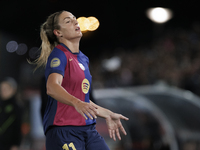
left=75, top=27, right=80, bottom=31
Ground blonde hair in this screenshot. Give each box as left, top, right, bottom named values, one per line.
left=33, top=10, right=64, bottom=70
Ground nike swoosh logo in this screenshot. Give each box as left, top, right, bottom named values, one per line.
left=69, top=59, right=73, bottom=61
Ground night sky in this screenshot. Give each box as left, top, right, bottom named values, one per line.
left=1, top=0, right=200, bottom=48
left=0, top=0, right=199, bottom=81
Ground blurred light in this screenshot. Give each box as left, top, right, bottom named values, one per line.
left=77, top=16, right=100, bottom=32
left=87, top=17, right=100, bottom=31
left=102, top=56, right=121, bottom=72
left=77, top=17, right=90, bottom=32
left=6, top=41, right=18, bottom=53
left=29, top=47, right=39, bottom=59
left=16, top=43, right=28, bottom=55
left=146, top=7, right=173, bottom=23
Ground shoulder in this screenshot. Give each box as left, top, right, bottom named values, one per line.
left=50, top=47, right=65, bottom=57
left=79, top=51, right=89, bottom=63
left=79, top=50, right=89, bottom=61
left=46, top=47, right=67, bottom=70
left=48, top=47, right=67, bottom=62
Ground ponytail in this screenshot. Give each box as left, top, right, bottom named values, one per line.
left=32, top=10, right=64, bottom=70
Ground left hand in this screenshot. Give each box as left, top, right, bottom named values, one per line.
left=105, top=113, right=129, bottom=141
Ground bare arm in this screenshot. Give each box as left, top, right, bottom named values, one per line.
left=46, top=73, right=99, bottom=119
left=90, top=101, right=129, bottom=141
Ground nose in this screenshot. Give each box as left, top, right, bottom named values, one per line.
left=73, top=18, right=78, bottom=25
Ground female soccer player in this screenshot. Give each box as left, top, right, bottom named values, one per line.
left=35, top=10, right=129, bottom=150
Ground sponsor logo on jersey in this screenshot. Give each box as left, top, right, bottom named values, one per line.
left=82, top=78, right=90, bottom=94
left=50, top=58, right=60, bottom=68
left=79, top=63, right=85, bottom=71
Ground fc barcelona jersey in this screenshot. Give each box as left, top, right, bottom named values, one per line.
left=43, top=43, right=96, bottom=134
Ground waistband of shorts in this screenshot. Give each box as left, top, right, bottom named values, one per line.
left=45, top=123, right=96, bottom=134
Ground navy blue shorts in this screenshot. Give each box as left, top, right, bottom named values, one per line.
left=46, top=124, right=110, bottom=150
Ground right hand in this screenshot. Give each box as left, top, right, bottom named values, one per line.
left=74, top=100, right=99, bottom=120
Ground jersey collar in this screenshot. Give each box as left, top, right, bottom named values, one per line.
left=60, top=43, right=80, bottom=55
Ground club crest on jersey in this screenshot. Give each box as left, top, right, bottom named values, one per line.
left=50, top=58, right=60, bottom=68
left=82, top=78, right=90, bottom=94
left=79, top=63, right=85, bottom=71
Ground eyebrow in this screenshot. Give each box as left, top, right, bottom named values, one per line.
left=63, top=16, right=76, bottom=20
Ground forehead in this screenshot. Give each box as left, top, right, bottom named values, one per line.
left=59, top=11, right=74, bottom=20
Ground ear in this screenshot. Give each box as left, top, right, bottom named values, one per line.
left=53, top=29, right=63, bottom=37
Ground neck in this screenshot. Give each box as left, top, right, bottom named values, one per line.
left=60, top=38, right=80, bottom=53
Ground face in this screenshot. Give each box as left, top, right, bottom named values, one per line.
left=0, top=82, right=15, bottom=100
left=56, top=11, right=82, bottom=40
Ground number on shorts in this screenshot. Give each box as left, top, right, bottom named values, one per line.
left=62, top=143, right=76, bottom=150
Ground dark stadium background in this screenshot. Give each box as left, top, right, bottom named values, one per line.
left=1, top=0, right=199, bottom=44
left=1, top=1, right=200, bottom=150
left=0, top=0, right=199, bottom=82
left=1, top=0, right=199, bottom=46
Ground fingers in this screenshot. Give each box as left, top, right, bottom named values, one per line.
left=84, top=111, right=94, bottom=120
left=107, top=113, right=129, bottom=141
left=75, top=101, right=99, bottom=120
left=112, top=130, right=116, bottom=141
left=109, top=129, right=112, bottom=139
left=117, top=118, right=127, bottom=136
left=80, top=111, right=88, bottom=120
left=115, top=128, right=121, bottom=140
left=83, top=103, right=99, bottom=120
left=108, top=121, right=127, bottom=141
left=109, top=129, right=116, bottom=141
left=119, top=124, right=127, bottom=136
left=109, top=129, right=121, bottom=141
left=120, top=114, right=129, bottom=121
left=88, top=106, right=99, bottom=119
left=90, top=102, right=99, bottom=114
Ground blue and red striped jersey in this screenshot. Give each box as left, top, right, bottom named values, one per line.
left=43, top=43, right=96, bottom=134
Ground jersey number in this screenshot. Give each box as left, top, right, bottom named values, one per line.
left=62, top=143, right=76, bottom=150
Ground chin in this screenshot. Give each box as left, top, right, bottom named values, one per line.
left=78, top=34, right=83, bottom=38
left=71, top=36, right=82, bottom=41
left=79, top=32, right=83, bottom=37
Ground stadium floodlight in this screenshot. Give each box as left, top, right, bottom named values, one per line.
left=146, top=7, right=173, bottom=24
left=87, top=17, right=100, bottom=31
left=77, top=16, right=100, bottom=32
left=77, top=17, right=90, bottom=32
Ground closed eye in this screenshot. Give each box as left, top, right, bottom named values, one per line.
left=64, top=16, right=76, bottom=24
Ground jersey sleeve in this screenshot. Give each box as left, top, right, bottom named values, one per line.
left=45, top=47, right=67, bottom=78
